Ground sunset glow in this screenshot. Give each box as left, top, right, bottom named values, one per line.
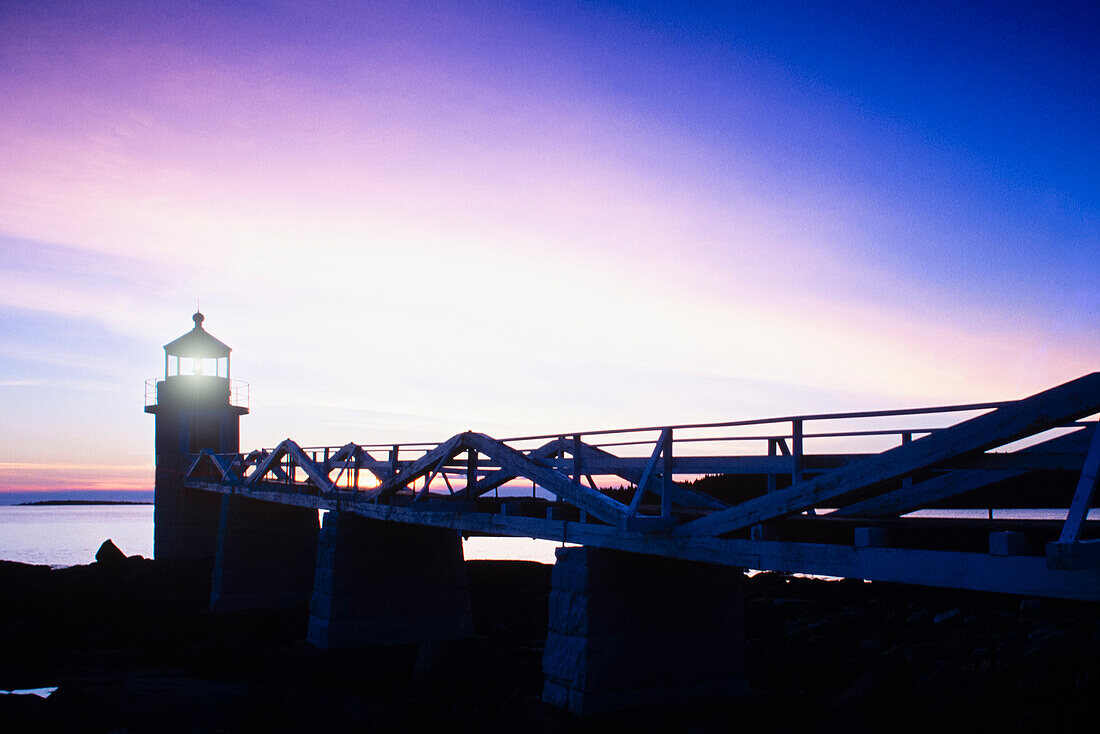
left=1, top=1, right=1096, bottom=495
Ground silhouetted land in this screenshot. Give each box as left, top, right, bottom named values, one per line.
left=1, top=545, right=1097, bottom=732
left=685, top=472, right=1083, bottom=509
left=15, top=501, right=154, bottom=506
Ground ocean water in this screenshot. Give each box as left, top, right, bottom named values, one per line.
left=2, top=504, right=1095, bottom=570
left=0, top=505, right=155, bottom=567
left=0, top=504, right=563, bottom=568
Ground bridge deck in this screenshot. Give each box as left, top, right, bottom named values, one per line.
left=183, top=372, right=1100, bottom=600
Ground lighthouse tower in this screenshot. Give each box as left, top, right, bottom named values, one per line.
left=146, top=312, right=248, bottom=562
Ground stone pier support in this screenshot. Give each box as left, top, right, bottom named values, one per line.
left=307, top=513, right=473, bottom=649
left=542, top=547, right=747, bottom=716
left=210, top=495, right=320, bottom=612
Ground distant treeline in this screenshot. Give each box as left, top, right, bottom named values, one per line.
left=685, top=471, right=1083, bottom=509
left=17, top=500, right=154, bottom=506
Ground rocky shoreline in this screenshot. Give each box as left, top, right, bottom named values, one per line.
left=1, top=544, right=1098, bottom=732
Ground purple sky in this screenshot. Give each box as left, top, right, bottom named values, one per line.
left=1, top=1, right=1096, bottom=493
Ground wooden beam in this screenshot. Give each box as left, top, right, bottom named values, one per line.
left=661, top=428, right=673, bottom=517
left=184, top=479, right=1100, bottom=601
left=414, top=450, right=455, bottom=502
left=678, top=373, right=1100, bottom=537
left=463, top=432, right=628, bottom=526
left=323, top=442, right=358, bottom=472
left=455, top=438, right=561, bottom=498
left=362, top=434, right=465, bottom=501
left=766, top=439, right=778, bottom=494
left=572, top=434, right=582, bottom=482
left=212, top=453, right=242, bottom=483
left=283, top=441, right=335, bottom=493
left=626, top=429, right=667, bottom=519
left=466, top=448, right=478, bottom=493
left=835, top=426, right=1096, bottom=518
left=1058, top=426, right=1100, bottom=545
left=243, top=441, right=292, bottom=488
left=564, top=439, right=726, bottom=509
left=183, top=451, right=207, bottom=478
left=791, top=419, right=803, bottom=484
left=458, top=436, right=726, bottom=510
left=324, top=442, right=357, bottom=487
left=563, top=454, right=862, bottom=475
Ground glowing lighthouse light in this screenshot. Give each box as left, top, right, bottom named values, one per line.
left=163, top=312, right=231, bottom=381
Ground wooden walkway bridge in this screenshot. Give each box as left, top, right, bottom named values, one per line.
left=181, top=372, right=1100, bottom=601
left=149, top=313, right=1100, bottom=714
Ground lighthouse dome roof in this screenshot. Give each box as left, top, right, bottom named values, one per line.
left=163, top=312, right=231, bottom=358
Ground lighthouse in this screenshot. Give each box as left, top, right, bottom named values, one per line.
left=146, top=312, right=248, bottom=562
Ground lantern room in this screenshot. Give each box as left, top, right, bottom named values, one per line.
left=146, top=311, right=249, bottom=415
left=163, top=311, right=232, bottom=379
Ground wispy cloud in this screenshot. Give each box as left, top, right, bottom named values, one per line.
left=0, top=2, right=1095, bottom=489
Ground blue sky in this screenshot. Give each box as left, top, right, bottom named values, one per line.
left=0, top=1, right=1096, bottom=492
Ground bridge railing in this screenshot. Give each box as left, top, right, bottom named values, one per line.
left=177, top=373, right=1100, bottom=600
left=214, top=397, right=1078, bottom=503
left=184, top=375, right=1099, bottom=531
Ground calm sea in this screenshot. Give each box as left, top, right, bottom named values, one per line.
left=0, top=504, right=564, bottom=568
left=2, top=503, right=1095, bottom=570
left=0, top=505, right=155, bottom=567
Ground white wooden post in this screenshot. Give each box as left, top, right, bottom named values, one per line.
left=792, top=420, right=807, bottom=513
left=573, top=434, right=582, bottom=483
left=466, top=448, right=478, bottom=493
left=661, top=428, right=673, bottom=517
left=1058, top=427, right=1100, bottom=545
left=767, top=438, right=777, bottom=494
left=792, top=419, right=803, bottom=485
left=901, top=432, right=913, bottom=493
left=353, top=446, right=360, bottom=491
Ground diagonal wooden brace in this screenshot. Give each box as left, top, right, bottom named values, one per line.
left=834, top=425, right=1096, bottom=518
left=462, top=432, right=628, bottom=526
left=677, top=372, right=1100, bottom=537
left=362, top=434, right=465, bottom=501
left=1057, top=424, right=1100, bottom=545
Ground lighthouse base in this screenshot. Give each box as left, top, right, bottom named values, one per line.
left=154, top=476, right=222, bottom=563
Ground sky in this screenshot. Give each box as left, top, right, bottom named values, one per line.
left=0, top=1, right=1096, bottom=494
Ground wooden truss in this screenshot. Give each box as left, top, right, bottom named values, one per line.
left=184, top=372, right=1100, bottom=600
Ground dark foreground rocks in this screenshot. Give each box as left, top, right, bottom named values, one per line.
left=1, top=554, right=1098, bottom=733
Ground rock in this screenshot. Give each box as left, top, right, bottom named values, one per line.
left=829, top=645, right=913, bottom=707
left=95, top=539, right=127, bottom=566
left=906, top=610, right=931, bottom=625
left=909, top=642, right=946, bottom=666
left=1028, top=625, right=1052, bottom=642
left=882, top=645, right=911, bottom=662
left=1019, top=599, right=1043, bottom=615
left=859, top=637, right=879, bottom=651
left=414, top=640, right=461, bottom=680
left=933, top=609, right=961, bottom=625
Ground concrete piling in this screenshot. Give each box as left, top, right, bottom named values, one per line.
left=541, top=547, right=748, bottom=716
left=210, top=495, right=320, bottom=612
left=307, top=512, right=474, bottom=649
